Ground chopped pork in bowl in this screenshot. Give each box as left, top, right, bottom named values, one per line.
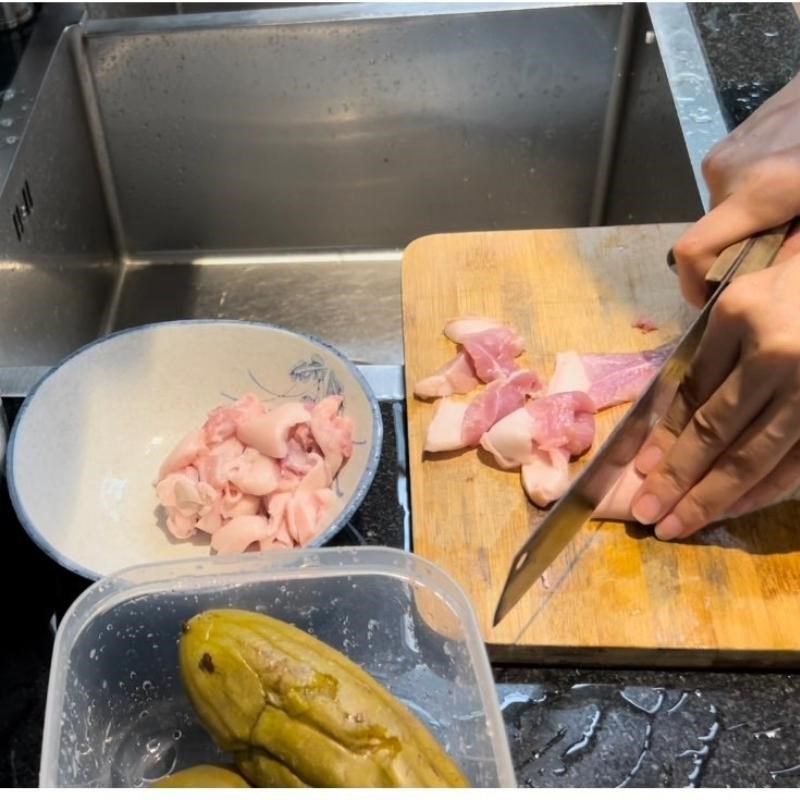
left=7, top=321, right=382, bottom=580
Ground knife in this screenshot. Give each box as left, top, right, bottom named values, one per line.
left=493, top=222, right=792, bottom=628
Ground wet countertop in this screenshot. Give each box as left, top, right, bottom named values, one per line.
left=690, top=3, right=800, bottom=128
left=3, top=2, right=800, bottom=789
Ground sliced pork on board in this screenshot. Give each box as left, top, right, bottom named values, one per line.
left=415, top=316, right=670, bottom=516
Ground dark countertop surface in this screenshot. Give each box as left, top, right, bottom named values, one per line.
left=3, top=2, right=800, bottom=789
left=691, top=3, right=800, bottom=128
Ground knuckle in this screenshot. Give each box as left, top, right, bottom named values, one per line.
left=672, top=233, right=705, bottom=266
left=653, top=458, right=692, bottom=497
left=689, top=407, right=726, bottom=450
left=701, top=144, right=731, bottom=186
left=718, top=447, right=762, bottom=483
left=680, top=489, right=718, bottom=525
left=675, top=375, right=707, bottom=414
left=658, top=412, right=684, bottom=439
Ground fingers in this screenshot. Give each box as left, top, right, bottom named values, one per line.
left=634, top=300, right=742, bottom=477
left=652, top=395, right=800, bottom=539
left=673, top=159, right=800, bottom=308
left=631, top=363, right=775, bottom=532
left=729, top=439, right=800, bottom=517
left=672, top=195, right=767, bottom=307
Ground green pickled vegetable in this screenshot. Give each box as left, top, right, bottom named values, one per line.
left=151, top=764, right=249, bottom=788
left=179, top=609, right=469, bottom=788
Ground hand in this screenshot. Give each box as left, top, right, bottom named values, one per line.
left=630, top=255, right=800, bottom=540
left=673, top=72, right=800, bottom=308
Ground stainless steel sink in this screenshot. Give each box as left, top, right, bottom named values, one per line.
left=0, top=2, right=724, bottom=396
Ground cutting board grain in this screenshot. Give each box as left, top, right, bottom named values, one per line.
left=403, top=225, right=800, bottom=667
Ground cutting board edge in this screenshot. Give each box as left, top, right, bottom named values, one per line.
left=402, top=224, right=800, bottom=658
left=402, top=221, right=695, bottom=261
left=488, top=643, right=800, bottom=670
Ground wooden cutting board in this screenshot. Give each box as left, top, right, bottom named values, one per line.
left=403, top=224, right=800, bottom=667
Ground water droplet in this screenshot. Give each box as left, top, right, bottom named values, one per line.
left=146, top=738, right=160, bottom=754
left=76, top=741, right=92, bottom=757
left=3, top=88, right=15, bottom=101
left=0, top=118, right=12, bottom=127
left=172, top=729, right=182, bottom=741
left=5, top=135, right=17, bottom=145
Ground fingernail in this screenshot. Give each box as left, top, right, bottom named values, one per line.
left=655, top=514, right=684, bottom=540
left=632, top=493, right=662, bottom=524
left=636, top=446, right=663, bottom=475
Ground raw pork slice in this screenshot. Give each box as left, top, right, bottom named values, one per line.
left=443, top=316, right=510, bottom=343
left=479, top=408, right=536, bottom=469
left=157, top=429, right=207, bottom=482
left=480, top=391, right=595, bottom=470
left=462, top=370, right=542, bottom=447
left=461, top=327, right=526, bottom=382
left=211, top=515, right=271, bottom=555
left=548, top=345, right=673, bottom=410
left=527, top=392, right=595, bottom=454
left=442, top=316, right=526, bottom=382
left=413, top=351, right=479, bottom=399
left=156, top=392, right=354, bottom=553
left=309, top=394, right=354, bottom=476
left=424, top=398, right=469, bottom=452
left=237, top=401, right=311, bottom=459
left=522, top=448, right=571, bottom=507
left=547, top=351, right=591, bottom=396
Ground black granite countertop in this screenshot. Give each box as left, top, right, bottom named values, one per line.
left=691, top=3, right=800, bottom=128
left=3, top=2, right=800, bottom=789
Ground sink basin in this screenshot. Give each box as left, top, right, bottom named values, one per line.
left=0, top=2, right=718, bottom=393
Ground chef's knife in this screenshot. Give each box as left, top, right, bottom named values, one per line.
left=493, top=223, right=792, bottom=628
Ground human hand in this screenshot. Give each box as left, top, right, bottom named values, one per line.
left=630, top=254, right=800, bottom=540
left=673, top=73, right=800, bottom=307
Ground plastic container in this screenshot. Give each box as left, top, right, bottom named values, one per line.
left=41, top=547, right=516, bottom=787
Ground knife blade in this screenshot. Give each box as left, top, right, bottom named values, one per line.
left=493, top=223, right=791, bottom=628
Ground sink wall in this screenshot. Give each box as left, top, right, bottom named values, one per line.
left=86, top=3, right=701, bottom=256
left=0, top=3, right=707, bottom=387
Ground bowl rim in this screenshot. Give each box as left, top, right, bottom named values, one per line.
left=7, top=319, right=383, bottom=581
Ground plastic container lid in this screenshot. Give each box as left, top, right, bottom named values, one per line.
left=41, top=547, right=515, bottom=787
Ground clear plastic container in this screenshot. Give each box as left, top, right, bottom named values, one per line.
left=41, top=547, right=515, bottom=787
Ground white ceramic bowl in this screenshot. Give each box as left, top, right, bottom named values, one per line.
left=0, top=399, right=7, bottom=474
left=8, top=321, right=382, bottom=580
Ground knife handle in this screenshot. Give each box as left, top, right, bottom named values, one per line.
left=704, top=222, right=792, bottom=291
left=666, top=221, right=793, bottom=296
